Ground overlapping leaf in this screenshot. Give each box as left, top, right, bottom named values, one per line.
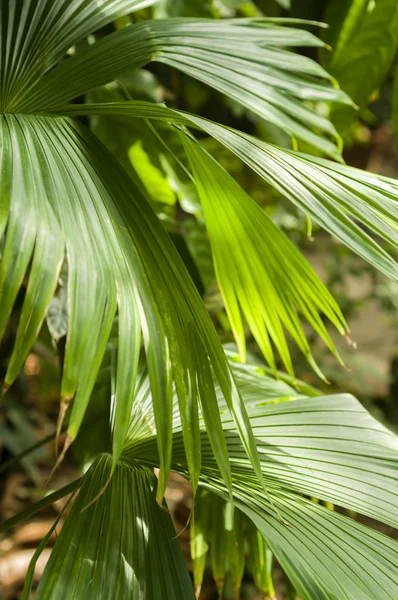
left=18, top=17, right=352, bottom=158
left=88, top=78, right=199, bottom=212
left=33, top=454, right=195, bottom=599
left=5, top=350, right=398, bottom=599
left=62, top=100, right=398, bottom=361
left=0, top=113, right=263, bottom=502
left=124, top=362, right=398, bottom=600
left=183, top=133, right=347, bottom=376
left=0, top=0, right=156, bottom=112
left=128, top=365, right=398, bottom=528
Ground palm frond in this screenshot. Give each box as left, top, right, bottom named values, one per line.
left=123, top=361, right=398, bottom=600
left=65, top=101, right=398, bottom=282
left=0, top=0, right=156, bottom=112
left=19, top=18, right=352, bottom=158
left=183, top=132, right=347, bottom=377
left=0, top=113, right=263, bottom=502
left=34, top=454, right=195, bottom=599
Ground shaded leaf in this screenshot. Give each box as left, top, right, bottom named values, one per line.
left=35, top=454, right=195, bottom=599
left=325, top=0, right=398, bottom=133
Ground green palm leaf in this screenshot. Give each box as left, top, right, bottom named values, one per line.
left=18, top=17, right=351, bottom=158
left=62, top=101, right=398, bottom=282
left=183, top=133, right=347, bottom=377
left=0, top=113, right=264, bottom=502
left=33, top=454, right=195, bottom=599
left=0, top=0, right=156, bottom=112
left=123, top=361, right=398, bottom=600
left=129, top=368, right=398, bottom=528
left=3, top=3, right=398, bottom=598
left=6, top=354, right=398, bottom=599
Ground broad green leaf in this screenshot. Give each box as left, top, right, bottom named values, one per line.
left=183, top=133, right=347, bottom=377
left=23, top=18, right=352, bottom=158
left=0, top=0, right=156, bottom=112
left=128, top=139, right=176, bottom=205
left=125, top=366, right=398, bottom=600
left=0, top=111, right=269, bottom=503
left=61, top=101, right=398, bottom=284
left=35, top=454, right=195, bottom=599
left=324, top=0, right=398, bottom=133
left=322, top=0, right=369, bottom=67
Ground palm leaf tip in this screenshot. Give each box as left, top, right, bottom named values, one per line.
left=183, top=134, right=348, bottom=378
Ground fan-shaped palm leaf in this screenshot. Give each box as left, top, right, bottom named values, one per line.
left=65, top=100, right=398, bottom=282
left=182, top=133, right=347, bottom=376
left=15, top=16, right=351, bottom=158
left=4, top=356, right=398, bottom=599
left=33, top=454, right=195, bottom=599
left=1, top=111, right=267, bottom=502
left=122, top=361, right=398, bottom=600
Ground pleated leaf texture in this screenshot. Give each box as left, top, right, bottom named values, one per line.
left=33, top=455, right=195, bottom=600
left=122, top=357, right=398, bottom=600
left=1, top=0, right=282, bottom=502
left=0, top=0, right=360, bottom=501
left=67, top=99, right=398, bottom=283
left=19, top=354, right=398, bottom=599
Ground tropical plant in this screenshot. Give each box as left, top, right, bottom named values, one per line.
left=1, top=0, right=398, bottom=598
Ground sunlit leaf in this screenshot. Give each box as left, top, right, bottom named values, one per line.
left=183, top=132, right=347, bottom=376
left=62, top=100, right=398, bottom=286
